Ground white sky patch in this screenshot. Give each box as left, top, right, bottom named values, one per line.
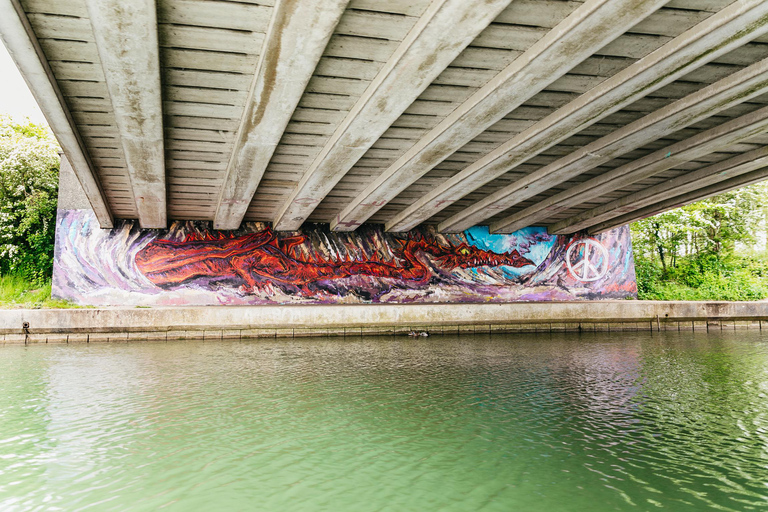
left=0, top=39, right=47, bottom=125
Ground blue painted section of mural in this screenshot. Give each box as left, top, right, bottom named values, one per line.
left=52, top=209, right=637, bottom=306
left=464, top=226, right=557, bottom=279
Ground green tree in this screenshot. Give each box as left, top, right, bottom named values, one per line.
left=632, top=183, right=768, bottom=264
left=0, top=116, right=60, bottom=283
left=630, top=182, right=768, bottom=301
left=631, top=209, right=691, bottom=272
left=686, top=185, right=766, bottom=253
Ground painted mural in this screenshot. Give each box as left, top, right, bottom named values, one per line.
left=52, top=209, right=637, bottom=306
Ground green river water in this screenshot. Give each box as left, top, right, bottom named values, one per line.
left=1, top=332, right=767, bottom=511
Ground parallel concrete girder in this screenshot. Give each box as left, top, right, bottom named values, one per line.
left=491, top=57, right=768, bottom=233
left=213, top=0, right=350, bottom=231
left=589, top=166, right=768, bottom=235
left=551, top=146, right=768, bottom=235
left=544, top=105, right=768, bottom=234
left=85, top=0, right=166, bottom=228
left=433, top=0, right=768, bottom=234
left=330, top=0, right=669, bottom=232
left=0, top=0, right=113, bottom=227
left=272, top=0, right=513, bottom=231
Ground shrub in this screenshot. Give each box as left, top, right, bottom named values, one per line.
left=635, top=253, right=768, bottom=301
left=0, top=117, right=60, bottom=284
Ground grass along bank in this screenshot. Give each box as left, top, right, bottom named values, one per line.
left=0, top=275, right=78, bottom=308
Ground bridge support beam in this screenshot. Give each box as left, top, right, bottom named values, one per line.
left=433, top=0, right=768, bottom=234
left=545, top=105, right=768, bottom=234
left=490, top=58, right=768, bottom=233
left=331, top=0, right=671, bottom=232
left=551, top=147, right=768, bottom=235
left=85, top=0, right=167, bottom=228
left=0, top=0, right=113, bottom=227
left=589, top=167, right=768, bottom=235
left=274, top=0, right=513, bottom=231
left=214, top=0, right=350, bottom=231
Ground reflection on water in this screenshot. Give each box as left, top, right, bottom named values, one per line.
left=1, top=332, right=767, bottom=511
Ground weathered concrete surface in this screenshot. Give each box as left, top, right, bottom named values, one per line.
left=545, top=105, right=768, bottom=235
left=332, top=0, right=669, bottom=232
left=214, top=0, right=350, bottom=230
left=387, top=0, right=768, bottom=233
left=275, top=0, right=512, bottom=231
left=85, top=0, right=167, bottom=229
left=547, top=146, right=768, bottom=236
left=493, top=59, right=768, bottom=234
left=590, top=167, right=768, bottom=235
left=57, top=154, right=93, bottom=210
left=2, top=301, right=768, bottom=344
left=0, top=0, right=113, bottom=227
left=10, top=1, right=768, bottom=235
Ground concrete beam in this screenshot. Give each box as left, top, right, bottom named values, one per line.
left=542, top=106, right=768, bottom=234
left=549, top=146, right=768, bottom=235
left=213, top=0, right=350, bottom=230
left=330, top=0, right=669, bottom=232
left=589, top=167, right=768, bottom=235
left=85, top=0, right=166, bottom=229
left=273, top=0, right=513, bottom=231
left=491, top=58, right=768, bottom=233
left=431, top=0, right=768, bottom=234
left=0, top=0, right=113, bottom=227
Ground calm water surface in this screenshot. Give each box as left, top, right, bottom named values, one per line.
left=1, top=332, right=767, bottom=511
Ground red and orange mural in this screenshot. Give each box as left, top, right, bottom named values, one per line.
left=52, top=209, right=637, bottom=306
left=135, top=228, right=534, bottom=297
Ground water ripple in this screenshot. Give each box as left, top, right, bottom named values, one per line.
left=0, top=332, right=767, bottom=511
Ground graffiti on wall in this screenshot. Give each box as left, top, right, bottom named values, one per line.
left=52, top=209, right=637, bottom=306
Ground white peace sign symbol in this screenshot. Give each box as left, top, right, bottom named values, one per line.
left=566, top=239, right=609, bottom=282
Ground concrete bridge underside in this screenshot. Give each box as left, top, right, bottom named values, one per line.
left=3, top=0, right=768, bottom=235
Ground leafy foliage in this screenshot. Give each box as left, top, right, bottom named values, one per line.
left=631, top=183, right=768, bottom=301
left=0, top=116, right=60, bottom=283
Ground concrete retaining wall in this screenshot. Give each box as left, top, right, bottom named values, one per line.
left=2, top=301, right=768, bottom=344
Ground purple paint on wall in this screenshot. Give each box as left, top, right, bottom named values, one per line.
left=52, top=209, right=637, bottom=306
